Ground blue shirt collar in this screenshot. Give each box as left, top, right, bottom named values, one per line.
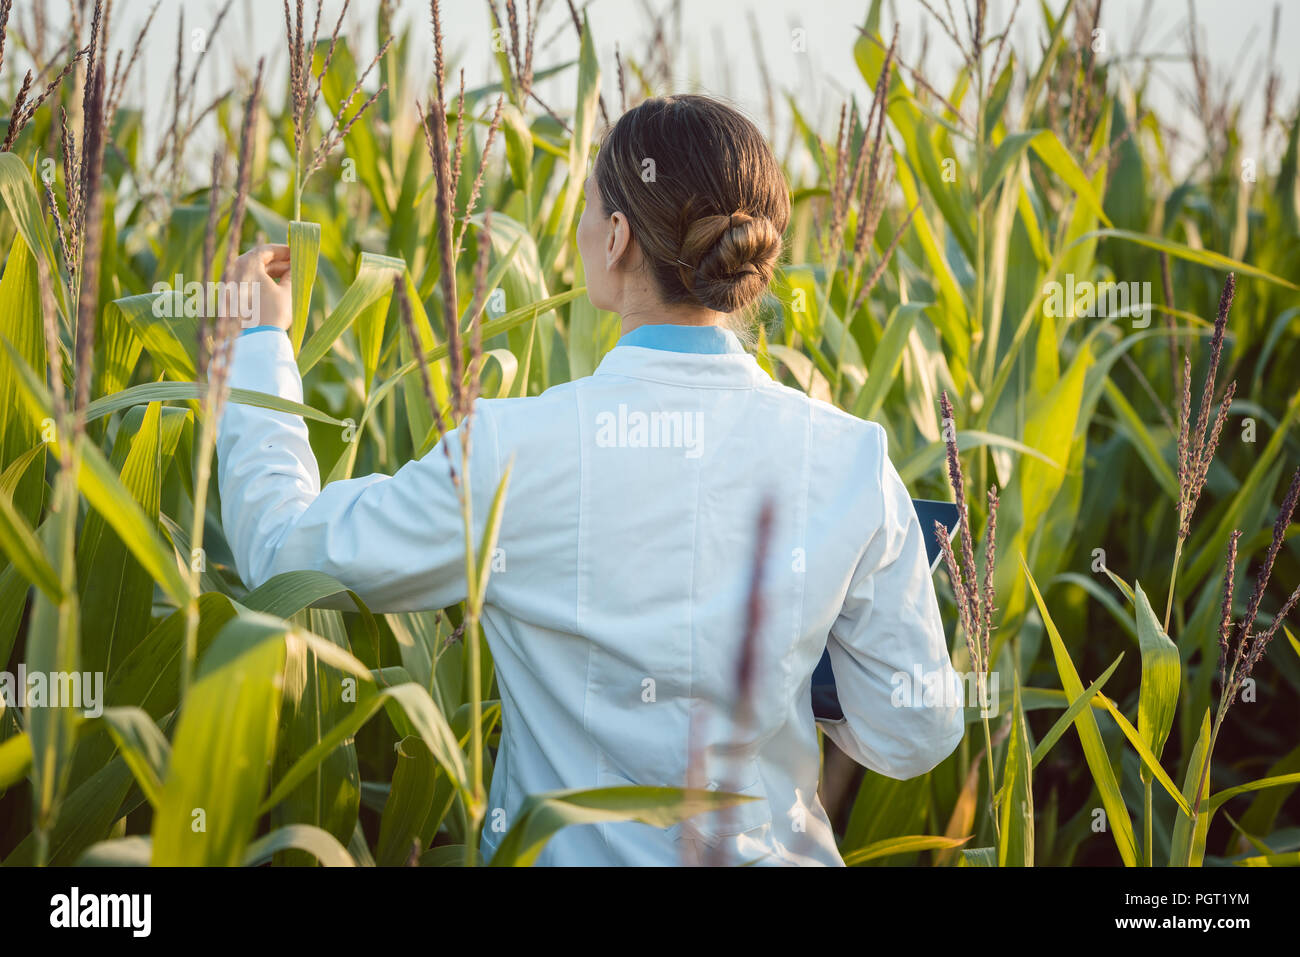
left=615, top=323, right=745, bottom=355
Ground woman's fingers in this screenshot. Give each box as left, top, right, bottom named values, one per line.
left=235, top=244, right=290, bottom=274
left=252, top=243, right=290, bottom=265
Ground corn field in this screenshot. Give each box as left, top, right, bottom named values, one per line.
left=0, top=0, right=1297, bottom=869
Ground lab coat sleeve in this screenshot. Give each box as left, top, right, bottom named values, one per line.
left=215, top=328, right=500, bottom=613
left=820, top=423, right=966, bottom=778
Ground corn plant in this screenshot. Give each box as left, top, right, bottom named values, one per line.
left=0, top=0, right=1297, bottom=868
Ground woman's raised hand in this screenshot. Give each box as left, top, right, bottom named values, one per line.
left=222, top=243, right=293, bottom=330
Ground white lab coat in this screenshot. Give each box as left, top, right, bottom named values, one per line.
left=216, top=324, right=966, bottom=866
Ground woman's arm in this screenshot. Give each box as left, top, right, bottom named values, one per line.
left=214, top=246, right=499, bottom=612
left=820, top=423, right=966, bottom=778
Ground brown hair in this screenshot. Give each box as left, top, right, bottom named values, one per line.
left=593, top=95, right=790, bottom=316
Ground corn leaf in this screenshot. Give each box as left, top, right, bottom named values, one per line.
left=844, top=834, right=972, bottom=866
left=488, top=786, right=758, bottom=867
left=241, top=824, right=356, bottom=867
left=998, top=673, right=1036, bottom=866
left=1132, top=581, right=1181, bottom=782
left=377, top=735, right=438, bottom=865
left=288, top=221, right=322, bottom=353
left=298, top=252, right=405, bottom=374
left=1022, top=554, right=1138, bottom=865
left=151, top=616, right=289, bottom=865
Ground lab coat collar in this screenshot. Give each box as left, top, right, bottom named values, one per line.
left=615, top=322, right=746, bottom=354
left=594, top=322, right=770, bottom=388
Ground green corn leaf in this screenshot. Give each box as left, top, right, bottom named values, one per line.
left=1022, top=554, right=1137, bottom=865
left=240, top=569, right=375, bottom=622
left=78, top=403, right=188, bottom=676
left=1101, top=566, right=1137, bottom=605
left=488, top=786, right=758, bottom=867
left=25, top=468, right=80, bottom=841
left=1235, top=851, right=1300, bottom=867
left=0, top=153, right=69, bottom=317
left=151, top=616, right=289, bottom=865
left=298, top=252, right=406, bottom=374
left=1092, top=693, right=1191, bottom=815
left=1170, top=708, right=1212, bottom=866
left=0, top=463, right=60, bottom=601
left=115, top=292, right=197, bottom=381
left=97, top=293, right=146, bottom=402
left=99, top=706, right=172, bottom=810
left=373, top=288, right=586, bottom=424
left=1052, top=573, right=1138, bottom=640
left=536, top=12, right=599, bottom=276
left=897, top=429, right=1061, bottom=485
left=1132, top=581, right=1181, bottom=782
left=853, top=303, right=930, bottom=420
left=843, top=834, right=973, bottom=866
left=396, top=268, right=454, bottom=452
left=272, top=607, right=361, bottom=864
left=1017, top=334, right=1093, bottom=534
left=58, top=595, right=233, bottom=805
left=77, top=836, right=154, bottom=866
left=982, top=129, right=1112, bottom=228
left=241, top=824, right=356, bottom=867
left=288, top=221, right=322, bottom=353
left=1029, top=653, right=1123, bottom=769
left=4, top=751, right=138, bottom=865
left=892, top=159, right=971, bottom=391
left=380, top=682, right=469, bottom=806
left=1208, top=772, right=1300, bottom=815
left=259, top=687, right=388, bottom=816
left=0, top=731, right=32, bottom=793
left=3, top=339, right=192, bottom=604
left=377, top=735, right=438, bottom=866
left=84, top=380, right=347, bottom=427
left=998, top=672, right=1035, bottom=866
left=349, top=820, right=377, bottom=866
left=500, top=103, right=534, bottom=199
left=420, top=844, right=480, bottom=866
left=102, top=593, right=238, bottom=724
left=1075, top=229, right=1300, bottom=290
left=0, top=231, right=50, bottom=540
left=472, top=459, right=513, bottom=615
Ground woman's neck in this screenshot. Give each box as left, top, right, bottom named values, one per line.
left=618, top=296, right=724, bottom=336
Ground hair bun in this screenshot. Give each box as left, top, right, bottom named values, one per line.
left=676, top=211, right=782, bottom=314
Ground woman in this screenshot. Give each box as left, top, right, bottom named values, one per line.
left=217, top=95, right=965, bottom=866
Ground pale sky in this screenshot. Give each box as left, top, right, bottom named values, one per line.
left=25, top=0, right=1300, bottom=184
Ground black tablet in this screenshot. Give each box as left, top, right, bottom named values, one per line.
left=810, top=498, right=961, bottom=722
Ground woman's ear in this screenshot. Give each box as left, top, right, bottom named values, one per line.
left=606, top=211, right=634, bottom=270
